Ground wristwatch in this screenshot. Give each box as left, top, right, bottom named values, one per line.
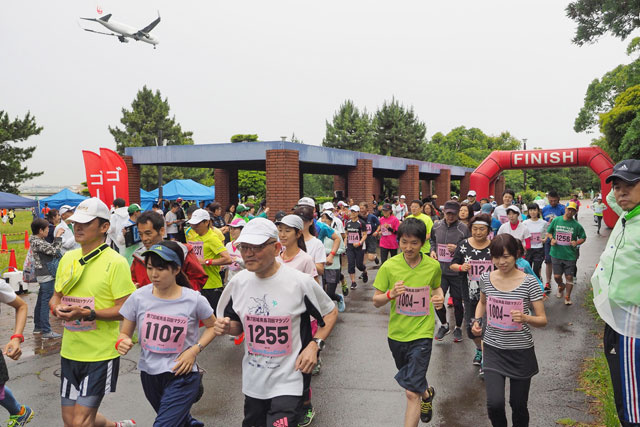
left=312, top=338, right=326, bottom=351
left=83, top=307, right=97, bottom=322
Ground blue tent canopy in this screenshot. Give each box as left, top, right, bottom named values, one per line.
left=40, top=188, right=88, bottom=210
left=140, top=188, right=157, bottom=211
left=0, top=192, right=38, bottom=209
left=150, top=179, right=215, bottom=202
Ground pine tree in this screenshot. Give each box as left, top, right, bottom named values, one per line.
left=323, top=100, right=373, bottom=152
left=0, top=111, right=43, bottom=193
left=372, top=98, right=427, bottom=160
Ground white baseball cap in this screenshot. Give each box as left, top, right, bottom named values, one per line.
left=506, top=205, right=521, bottom=215
left=297, top=197, right=315, bottom=208
left=59, top=205, right=75, bottom=215
left=68, top=198, right=110, bottom=223
left=235, top=218, right=279, bottom=245
left=275, top=214, right=304, bottom=230
left=349, top=205, right=361, bottom=212
left=467, top=190, right=476, bottom=197
left=337, top=201, right=348, bottom=207
left=400, top=195, right=406, bottom=199
left=321, top=210, right=335, bottom=220
left=187, top=208, right=210, bottom=225
left=321, top=202, right=335, bottom=211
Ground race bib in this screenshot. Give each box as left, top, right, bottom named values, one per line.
left=347, top=232, right=360, bottom=244
left=395, top=286, right=430, bottom=316
left=487, top=296, right=523, bottom=331
left=366, top=224, right=372, bottom=234
left=468, top=259, right=493, bottom=281
left=437, top=244, right=453, bottom=263
left=245, top=315, right=292, bottom=357
left=141, top=312, right=188, bottom=354
left=191, top=241, right=204, bottom=262
left=531, top=232, right=541, bottom=244
left=556, top=231, right=572, bottom=246
left=499, top=215, right=508, bottom=224
left=61, top=296, right=96, bottom=332
left=381, top=226, right=392, bottom=236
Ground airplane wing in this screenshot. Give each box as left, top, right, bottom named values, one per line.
left=83, top=28, right=120, bottom=37
left=137, top=13, right=161, bottom=35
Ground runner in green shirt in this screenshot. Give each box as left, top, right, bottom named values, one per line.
left=546, top=202, right=586, bottom=305
left=405, top=199, right=434, bottom=254
left=373, top=218, right=444, bottom=426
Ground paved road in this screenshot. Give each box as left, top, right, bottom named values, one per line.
left=3, top=202, right=609, bottom=426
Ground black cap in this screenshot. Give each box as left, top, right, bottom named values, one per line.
left=382, top=203, right=392, bottom=211
left=444, top=200, right=461, bottom=214
left=606, top=159, right=640, bottom=184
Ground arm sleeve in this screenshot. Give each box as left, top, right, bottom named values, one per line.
left=606, top=189, right=623, bottom=216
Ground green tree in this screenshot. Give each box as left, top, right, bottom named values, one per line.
left=323, top=100, right=373, bottom=152
left=231, top=134, right=266, bottom=199
left=372, top=98, right=427, bottom=159
left=599, top=84, right=640, bottom=161
left=109, top=86, right=209, bottom=190
left=0, top=111, right=43, bottom=193
left=566, top=1, right=640, bottom=45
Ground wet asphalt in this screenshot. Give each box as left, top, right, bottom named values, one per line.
left=3, top=202, right=609, bottom=426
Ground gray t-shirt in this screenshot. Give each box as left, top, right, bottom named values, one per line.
left=120, top=285, right=213, bottom=375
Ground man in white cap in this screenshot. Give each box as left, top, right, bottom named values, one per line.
left=467, top=190, right=481, bottom=214
left=55, top=205, right=79, bottom=254
left=394, top=196, right=408, bottom=221
left=186, top=208, right=231, bottom=313
left=322, top=201, right=345, bottom=235
left=214, top=218, right=338, bottom=427
left=49, top=198, right=136, bottom=427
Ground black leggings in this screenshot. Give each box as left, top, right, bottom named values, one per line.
left=436, top=275, right=464, bottom=327
left=323, top=282, right=339, bottom=302
left=484, top=370, right=531, bottom=427
left=525, top=248, right=544, bottom=282
left=346, top=247, right=366, bottom=274
left=379, top=247, right=398, bottom=264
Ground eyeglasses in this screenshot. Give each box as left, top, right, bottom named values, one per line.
left=237, top=240, right=276, bottom=254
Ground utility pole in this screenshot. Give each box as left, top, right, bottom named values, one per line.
left=522, top=138, right=527, bottom=190
left=157, top=129, right=164, bottom=201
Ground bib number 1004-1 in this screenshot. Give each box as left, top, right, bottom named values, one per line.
left=395, top=286, right=430, bottom=316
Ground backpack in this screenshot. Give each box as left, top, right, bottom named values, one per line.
left=22, top=249, right=37, bottom=283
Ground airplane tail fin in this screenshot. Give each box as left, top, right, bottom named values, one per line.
left=99, top=13, right=112, bottom=22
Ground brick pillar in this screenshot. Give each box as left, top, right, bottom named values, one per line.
left=489, top=178, right=496, bottom=198
left=214, top=168, right=238, bottom=211
left=333, top=175, right=346, bottom=199
left=460, top=172, right=472, bottom=199
left=398, top=165, right=420, bottom=202
left=495, top=175, right=506, bottom=204
left=373, top=176, right=383, bottom=202
left=299, top=171, right=304, bottom=198
left=435, top=169, right=451, bottom=202
left=123, top=155, right=140, bottom=204
left=266, top=149, right=300, bottom=220
left=420, top=180, right=431, bottom=199
left=347, top=159, right=373, bottom=204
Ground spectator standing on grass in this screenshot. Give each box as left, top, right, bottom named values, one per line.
left=55, top=205, right=80, bottom=254
left=592, top=159, right=640, bottom=427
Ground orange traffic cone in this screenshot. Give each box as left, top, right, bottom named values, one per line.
left=24, top=231, right=29, bottom=250
left=8, top=250, right=17, bottom=271
left=1, top=234, right=6, bottom=252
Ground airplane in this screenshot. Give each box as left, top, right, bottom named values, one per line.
left=80, top=12, right=161, bottom=48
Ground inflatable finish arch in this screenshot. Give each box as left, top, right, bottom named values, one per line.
left=469, top=147, right=618, bottom=228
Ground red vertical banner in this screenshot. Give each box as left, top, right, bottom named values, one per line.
left=99, top=148, right=129, bottom=206
left=82, top=150, right=105, bottom=204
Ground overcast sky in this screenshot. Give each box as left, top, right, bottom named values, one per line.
left=1, top=0, right=632, bottom=187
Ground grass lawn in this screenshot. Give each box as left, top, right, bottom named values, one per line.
left=0, top=210, right=35, bottom=271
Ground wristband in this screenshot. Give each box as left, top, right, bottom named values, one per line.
left=330, top=251, right=336, bottom=256
left=204, top=259, right=213, bottom=266
left=10, top=334, right=24, bottom=343
left=458, top=265, right=462, bottom=272
left=386, top=290, right=395, bottom=300
left=115, top=338, right=124, bottom=350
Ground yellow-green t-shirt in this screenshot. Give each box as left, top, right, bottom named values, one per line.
left=186, top=226, right=225, bottom=243
left=405, top=213, right=433, bottom=254
left=373, top=252, right=441, bottom=341
left=55, top=247, right=136, bottom=362
left=187, top=228, right=226, bottom=289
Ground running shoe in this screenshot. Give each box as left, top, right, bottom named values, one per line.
left=341, top=281, right=349, bottom=297
left=420, top=386, right=435, bottom=423
left=312, top=356, right=322, bottom=376
left=472, top=349, right=482, bottom=366
left=362, top=271, right=368, bottom=283
left=544, top=283, right=551, bottom=295
left=114, top=421, right=136, bottom=427
left=350, top=282, right=357, bottom=290
left=337, top=295, right=346, bottom=313
left=434, top=325, right=450, bottom=341
left=7, top=405, right=34, bottom=427
left=556, top=284, right=565, bottom=298
left=298, top=406, right=315, bottom=427
left=564, top=297, right=573, bottom=306
left=42, top=331, right=62, bottom=339
left=447, top=297, right=453, bottom=307
left=453, top=327, right=463, bottom=342
left=478, top=367, right=484, bottom=379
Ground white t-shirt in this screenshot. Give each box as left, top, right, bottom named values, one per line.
left=277, top=249, right=318, bottom=278
left=55, top=222, right=79, bottom=254
left=216, top=264, right=335, bottom=399
left=497, top=221, right=532, bottom=244
left=120, top=285, right=213, bottom=375
left=522, top=219, right=548, bottom=249
left=331, top=218, right=345, bottom=234
left=224, top=242, right=245, bottom=283
left=165, top=211, right=178, bottom=234
left=0, top=281, right=16, bottom=305
left=492, top=205, right=510, bottom=224
left=304, top=237, right=327, bottom=266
